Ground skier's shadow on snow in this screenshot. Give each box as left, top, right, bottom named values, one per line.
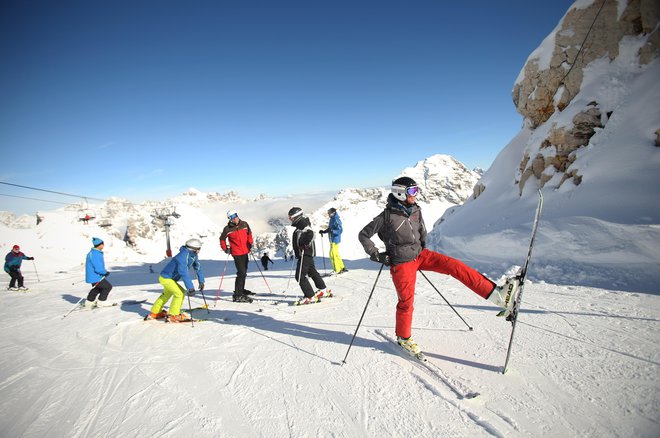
left=215, top=309, right=385, bottom=365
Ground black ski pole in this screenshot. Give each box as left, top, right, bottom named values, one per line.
left=341, top=263, right=385, bottom=365
left=187, top=292, right=195, bottom=328
left=320, top=235, right=327, bottom=276
left=419, top=270, right=473, bottom=331
left=250, top=251, right=272, bottom=293
left=196, top=273, right=210, bottom=314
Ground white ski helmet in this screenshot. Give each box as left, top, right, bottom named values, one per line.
left=391, top=176, right=419, bottom=201
left=185, top=238, right=202, bottom=250
left=227, top=209, right=238, bottom=220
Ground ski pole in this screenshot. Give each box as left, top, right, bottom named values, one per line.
left=63, top=275, right=105, bottom=319
left=62, top=297, right=85, bottom=319
left=214, top=253, right=230, bottom=307
left=419, top=271, right=473, bottom=331
left=187, top=292, right=195, bottom=328
left=196, top=273, right=210, bottom=314
left=295, top=255, right=304, bottom=300
left=32, top=260, right=40, bottom=282
left=341, top=263, right=385, bottom=365
left=285, top=256, right=295, bottom=292
left=250, top=251, right=272, bottom=294
left=320, top=235, right=327, bottom=276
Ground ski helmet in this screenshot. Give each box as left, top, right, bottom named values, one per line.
left=226, top=209, right=238, bottom=220
left=391, top=176, right=419, bottom=201
left=288, top=207, right=303, bottom=221
left=185, top=238, right=202, bottom=250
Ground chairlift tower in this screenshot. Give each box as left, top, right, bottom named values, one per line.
left=151, top=206, right=180, bottom=257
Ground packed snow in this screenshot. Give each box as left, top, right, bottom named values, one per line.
left=0, top=180, right=658, bottom=437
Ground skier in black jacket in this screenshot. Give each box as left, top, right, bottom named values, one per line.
left=288, top=207, right=331, bottom=305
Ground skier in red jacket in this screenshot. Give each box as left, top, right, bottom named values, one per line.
left=219, top=210, right=254, bottom=303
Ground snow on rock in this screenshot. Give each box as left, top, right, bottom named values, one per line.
left=433, top=0, right=660, bottom=293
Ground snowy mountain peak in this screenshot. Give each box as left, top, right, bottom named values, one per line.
left=396, top=154, right=481, bottom=204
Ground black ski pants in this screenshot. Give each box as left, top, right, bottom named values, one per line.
left=233, top=254, right=249, bottom=293
left=295, top=255, right=326, bottom=298
left=87, top=278, right=113, bottom=302
left=8, top=270, right=24, bottom=288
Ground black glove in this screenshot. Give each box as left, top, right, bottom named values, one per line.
left=370, top=251, right=390, bottom=266
left=103, top=272, right=110, bottom=277
left=187, top=288, right=196, bottom=296
left=27, top=257, right=34, bottom=260
left=247, top=243, right=252, bottom=250
left=224, top=248, right=231, bottom=255
left=199, top=283, right=205, bottom=291
left=319, top=229, right=325, bottom=234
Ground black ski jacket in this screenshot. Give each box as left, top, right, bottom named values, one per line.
left=358, top=193, right=426, bottom=266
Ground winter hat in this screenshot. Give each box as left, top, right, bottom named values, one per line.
left=12, top=245, right=20, bottom=251
left=327, top=207, right=337, bottom=215
left=92, top=237, right=104, bottom=247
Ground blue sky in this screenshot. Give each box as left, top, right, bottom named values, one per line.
left=0, top=0, right=573, bottom=214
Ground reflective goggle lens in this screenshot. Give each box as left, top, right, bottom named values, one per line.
left=406, top=186, right=419, bottom=196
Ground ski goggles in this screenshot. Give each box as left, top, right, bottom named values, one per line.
left=405, top=186, right=419, bottom=196
left=393, top=185, right=420, bottom=197
left=228, top=213, right=238, bottom=220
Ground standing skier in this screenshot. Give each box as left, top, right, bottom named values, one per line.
left=320, top=207, right=347, bottom=275
left=145, top=239, right=205, bottom=323
left=219, top=210, right=254, bottom=302
left=288, top=207, right=331, bottom=305
left=4, top=245, right=34, bottom=291
left=260, top=252, right=274, bottom=270
left=358, top=176, right=518, bottom=356
left=84, top=238, right=113, bottom=308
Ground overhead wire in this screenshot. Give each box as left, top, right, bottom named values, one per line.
left=0, top=181, right=106, bottom=202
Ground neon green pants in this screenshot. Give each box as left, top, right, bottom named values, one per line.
left=329, top=242, right=345, bottom=273
left=151, top=276, right=185, bottom=316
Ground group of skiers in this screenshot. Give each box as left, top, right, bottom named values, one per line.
left=7, top=176, right=520, bottom=354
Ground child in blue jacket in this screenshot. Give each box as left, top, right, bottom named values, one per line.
left=85, top=238, right=113, bottom=308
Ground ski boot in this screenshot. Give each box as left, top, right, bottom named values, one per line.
left=488, top=276, right=520, bottom=318
left=166, top=313, right=192, bottom=323
left=18, top=286, right=29, bottom=291
left=295, top=296, right=318, bottom=306
left=313, top=289, right=332, bottom=300
left=232, top=293, right=253, bottom=303
left=84, top=299, right=97, bottom=310
left=96, top=299, right=115, bottom=308
left=396, top=336, right=424, bottom=360
left=144, top=310, right=168, bottom=321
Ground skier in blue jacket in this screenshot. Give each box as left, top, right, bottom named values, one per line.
left=84, top=238, right=113, bottom=308
left=320, top=208, right=347, bottom=275
left=145, top=239, right=205, bottom=323
left=4, top=245, right=34, bottom=291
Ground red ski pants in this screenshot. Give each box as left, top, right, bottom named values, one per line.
left=390, top=249, right=495, bottom=339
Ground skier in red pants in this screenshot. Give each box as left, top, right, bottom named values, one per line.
left=359, top=176, right=517, bottom=356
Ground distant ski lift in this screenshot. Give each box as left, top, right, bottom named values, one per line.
left=78, top=208, right=96, bottom=223
left=97, top=208, right=112, bottom=228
